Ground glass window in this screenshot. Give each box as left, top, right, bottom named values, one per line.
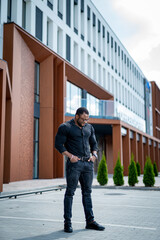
left=66, top=0, right=71, bottom=27
left=87, top=93, right=99, bottom=116
left=47, top=0, right=53, bottom=10
left=7, top=0, right=12, bottom=22
left=66, top=34, right=71, bottom=61
left=87, top=6, right=90, bottom=20
left=36, top=7, right=43, bottom=41
left=22, top=0, right=26, bottom=29
left=66, top=81, right=82, bottom=114
left=58, top=0, right=63, bottom=19
left=34, top=62, right=40, bottom=103
left=33, top=118, right=39, bottom=179
left=81, top=0, right=84, bottom=12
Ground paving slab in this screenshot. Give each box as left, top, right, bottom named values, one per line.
left=0, top=187, right=160, bottom=240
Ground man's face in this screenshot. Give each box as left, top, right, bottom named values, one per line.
left=76, top=113, right=89, bottom=127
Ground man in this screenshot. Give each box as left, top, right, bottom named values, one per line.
left=55, top=107, right=105, bottom=233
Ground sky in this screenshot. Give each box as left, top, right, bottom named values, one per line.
left=91, top=0, right=160, bottom=88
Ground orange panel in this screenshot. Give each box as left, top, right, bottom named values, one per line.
left=39, top=55, right=54, bottom=178
left=112, top=125, right=122, bottom=171
left=122, top=129, right=130, bottom=176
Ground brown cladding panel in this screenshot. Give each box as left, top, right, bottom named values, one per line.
left=3, top=100, right=12, bottom=183
left=131, top=132, right=138, bottom=163
left=39, top=55, right=54, bottom=178
left=106, top=135, right=113, bottom=174
left=4, top=26, right=34, bottom=181
left=0, top=70, right=6, bottom=192
left=112, top=125, right=122, bottom=171
left=53, top=60, right=65, bottom=178
left=138, top=135, right=144, bottom=173
left=122, top=129, right=130, bottom=176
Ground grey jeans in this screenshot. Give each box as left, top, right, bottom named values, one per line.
left=64, top=159, right=94, bottom=224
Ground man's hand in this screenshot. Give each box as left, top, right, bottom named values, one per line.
left=70, top=155, right=80, bottom=163
left=88, top=155, right=96, bottom=163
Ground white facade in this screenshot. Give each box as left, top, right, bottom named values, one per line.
left=0, top=0, right=153, bottom=133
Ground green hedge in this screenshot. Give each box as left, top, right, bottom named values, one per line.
left=143, top=156, right=155, bottom=187
left=97, top=152, right=108, bottom=186
left=128, top=153, right=138, bottom=186
left=153, top=161, right=158, bottom=177
left=136, top=162, right=141, bottom=176
left=113, top=154, right=124, bottom=186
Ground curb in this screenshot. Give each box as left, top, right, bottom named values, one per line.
left=60, top=184, right=160, bottom=191
left=0, top=185, right=65, bottom=199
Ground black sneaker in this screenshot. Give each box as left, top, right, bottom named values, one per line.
left=64, top=223, right=73, bottom=233
left=86, top=221, right=105, bottom=231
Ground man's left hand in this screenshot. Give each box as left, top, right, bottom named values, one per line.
left=88, top=156, right=96, bottom=163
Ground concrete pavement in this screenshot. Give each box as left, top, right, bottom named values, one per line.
left=0, top=186, right=160, bottom=240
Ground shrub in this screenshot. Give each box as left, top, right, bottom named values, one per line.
left=97, top=152, right=108, bottom=186
left=136, top=162, right=141, bottom=176
left=128, top=153, right=138, bottom=186
left=153, top=161, right=158, bottom=177
left=143, top=156, right=155, bottom=187
left=113, top=154, right=124, bottom=186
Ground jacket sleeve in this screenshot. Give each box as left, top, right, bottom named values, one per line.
left=89, top=125, right=98, bottom=152
left=55, top=124, right=68, bottom=154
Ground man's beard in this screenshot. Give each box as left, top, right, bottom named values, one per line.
left=77, top=118, right=83, bottom=127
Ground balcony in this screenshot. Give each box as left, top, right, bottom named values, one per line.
left=65, top=98, right=115, bottom=119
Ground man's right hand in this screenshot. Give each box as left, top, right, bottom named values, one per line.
left=70, top=155, right=80, bottom=163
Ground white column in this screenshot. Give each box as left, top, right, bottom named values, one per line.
left=54, top=0, right=58, bottom=14
left=26, top=0, right=35, bottom=36
left=70, top=37, right=73, bottom=65
left=83, top=2, right=87, bottom=44
left=77, top=0, right=80, bottom=37
left=52, top=22, right=57, bottom=53
left=62, top=29, right=66, bottom=59
left=70, top=0, right=73, bottom=30
left=43, top=13, right=47, bottom=45
left=1, top=0, right=7, bottom=23
left=11, top=0, right=22, bottom=26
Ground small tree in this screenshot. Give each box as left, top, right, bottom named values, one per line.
left=113, top=154, right=124, bottom=186
left=153, top=161, right=158, bottom=177
left=136, top=162, right=141, bottom=176
left=143, top=156, right=155, bottom=187
left=97, top=152, right=108, bottom=186
left=128, top=153, right=138, bottom=186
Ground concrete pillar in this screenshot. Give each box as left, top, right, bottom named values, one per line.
left=0, top=0, right=7, bottom=23
left=11, top=0, right=23, bottom=26
left=43, top=13, right=47, bottom=45
left=26, top=0, right=35, bottom=36
left=52, top=22, right=57, bottom=53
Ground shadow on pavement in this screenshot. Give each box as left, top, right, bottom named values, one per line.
left=17, top=228, right=86, bottom=240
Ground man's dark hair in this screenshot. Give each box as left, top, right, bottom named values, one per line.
left=76, top=107, right=89, bottom=116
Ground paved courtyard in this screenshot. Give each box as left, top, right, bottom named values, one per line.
left=0, top=187, right=160, bottom=240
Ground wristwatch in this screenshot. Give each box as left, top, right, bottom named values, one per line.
left=92, top=153, right=98, bottom=159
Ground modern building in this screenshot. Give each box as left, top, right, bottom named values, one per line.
left=0, top=0, right=160, bottom=192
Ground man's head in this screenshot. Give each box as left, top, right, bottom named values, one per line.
left=75, top=107, right=89, bottom=127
